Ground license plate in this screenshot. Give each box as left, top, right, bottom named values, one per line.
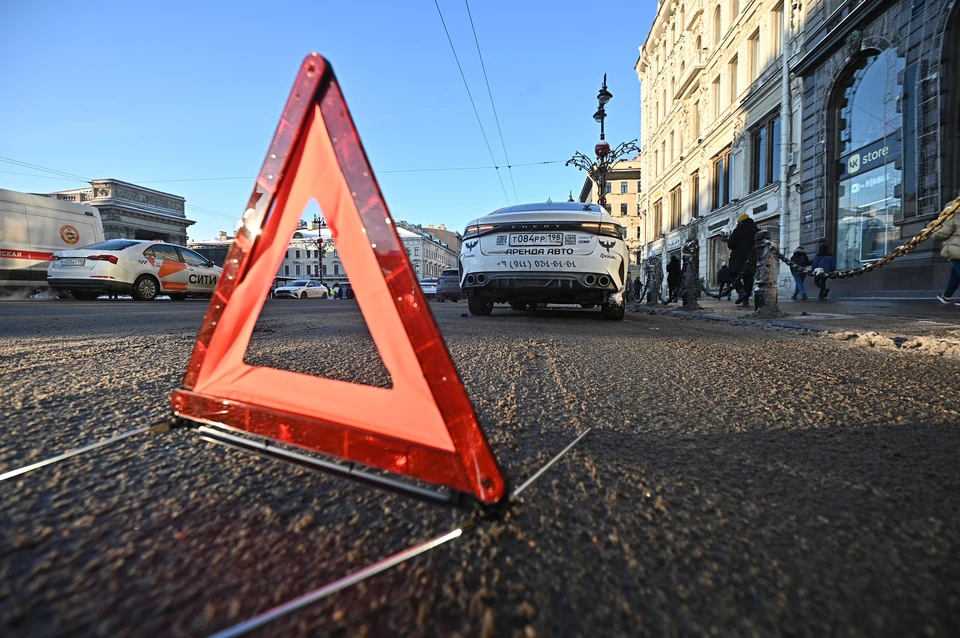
left=509, top=233, right=563, bottom=247
left=60, top=258, right=85, bottom=266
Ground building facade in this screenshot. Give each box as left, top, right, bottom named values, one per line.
left=637, top=0, right=804, bottom=290
left=792, top=0, right=960, bottom=296
left=47, top=179, right=193, bottom=245
left=577, top=157, right=644, bottom=268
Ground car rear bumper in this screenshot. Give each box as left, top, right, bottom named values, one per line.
left=462, top=271, right=619, bottom=304
left=47, top=277, right=131, bottom=294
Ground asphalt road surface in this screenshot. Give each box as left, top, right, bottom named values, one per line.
left=1, top=297, right=958, bottom=637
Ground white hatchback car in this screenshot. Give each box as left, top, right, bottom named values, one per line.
left=460, top=202, right=629, bottom=319
left=47, top=239, right=222, bottom=301
left=274, top=280, right=330, bottom=299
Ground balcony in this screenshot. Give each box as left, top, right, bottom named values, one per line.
left=675, top=49, right=708, bottom=100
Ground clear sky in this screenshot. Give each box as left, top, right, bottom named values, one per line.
left=0, top=0, right=656, bottom=241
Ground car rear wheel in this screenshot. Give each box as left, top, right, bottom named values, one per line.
left=467, top=295, right=493, bottom=316
left=300, top=292, right=307, bottom=299
left=601, top=295, right=625, bottom=321
left=321, top=293, right=327, bottom=299
left=132, top=275, right=159, bottom=301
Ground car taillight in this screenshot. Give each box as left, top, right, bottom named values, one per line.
left=88, top=254, right=119, bottom=264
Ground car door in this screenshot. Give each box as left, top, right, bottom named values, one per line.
left=178, top=247, right=220, bottom=294
left=145, top=243, right=189, bottom=293
left=306, top=281, right=323, bottom=298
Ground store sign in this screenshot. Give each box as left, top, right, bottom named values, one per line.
left=839, top=138, right=900, bottom=179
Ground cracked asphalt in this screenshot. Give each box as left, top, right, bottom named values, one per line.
left=1, top=298, right=958, bottom=637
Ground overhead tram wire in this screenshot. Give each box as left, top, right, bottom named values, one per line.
left=432, top=0, right=511, bottom=206
left=464, top=0, right=519, bottom=204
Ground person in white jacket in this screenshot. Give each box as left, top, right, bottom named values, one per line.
left=934, top=214, right=960, bottom=305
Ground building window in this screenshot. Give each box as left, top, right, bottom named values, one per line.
left=712, top=148, right=731, bottom=210
left=295, top=264, right=301, bottom=275
left=771, top=3, right=783, bottom=60
left=295, top=249, right=300, bottom=259
left=751, top=114, right=782, bottom=191
left=730, top=0, right=739, bottom=18
left=654, top=150, right=659, bottom=176
left=669, top=185, right=682, bottom=230
left=620, top=203, right=628, bottom=216
left=653, top=200, right=663, bottom=236
left=285, top=250, right=289, bottom=259
left=284, top=265, right=289, bottom=276
left=713, top=5, right=722, bottom=45
left=729, top=55, right=738, bottom=104
left=637, top=180, right=642, bottom=192
left=414, top=247, right=420, bottom=256
left=712, top=76, right=721, bottom=119
left=832, top=49, right=904, bottom=270
left=669, top=131, right=675, bottom=163
left=322, top=264, right=327, bottom=275
left=691, top=171, right=700, bottom=219
left=605, top=182, right=612, bottom=194
left=748, top=30, right=760, bottom=80
left=693, top=101, right=701, bottom=138
left=334, top=264, right=339, bottom=275
left=621, top=181, right=628, bottom=194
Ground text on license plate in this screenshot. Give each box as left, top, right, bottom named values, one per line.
left=509, top=233, right=563, bottom=247
left=60, top=258, right=85, bottom=266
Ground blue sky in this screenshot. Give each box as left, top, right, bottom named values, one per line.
left=0, top=0, right=656, bottom=241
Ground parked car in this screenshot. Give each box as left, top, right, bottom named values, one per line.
left=274, top=280, right=329, bottom=299
left=460, top=201, right=629, bottom=320
left=332, top=282, right=354, bottom=299
left=47, top=239, right=221, bottom=301
left=436, top=269, right=461, bottom=302
left=419, top=277, right=438, bottom=299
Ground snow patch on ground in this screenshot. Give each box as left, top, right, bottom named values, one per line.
left=832, top=331, right=960, bottom=357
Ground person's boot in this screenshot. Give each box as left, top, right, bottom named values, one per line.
left=801, top=293, right=808, bottom=300
left=792, top=292, right=798, bottom=300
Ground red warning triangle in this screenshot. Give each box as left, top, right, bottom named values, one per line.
left=170, top=54, right=505, bottom=505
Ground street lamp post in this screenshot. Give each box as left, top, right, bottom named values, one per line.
left=566, top=74, right=639, bottom=209
left=312, top=213, right=325, bottom=284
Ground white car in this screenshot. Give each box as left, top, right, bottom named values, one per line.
left=274, top=280, right=329, bottom=299
left=460, top=202, right=630, bottom=320
left=419, top=277, right=438, bottom=299
left=47, top=239, right=222, bottom=301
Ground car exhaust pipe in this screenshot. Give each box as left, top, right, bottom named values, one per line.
left=598, top=275, right=610, bottom=287
left=476, top=273, right=487, bottom=284
left=465, top=274, right=476, bottom=285
left=584, top=274, right=596, bottom=286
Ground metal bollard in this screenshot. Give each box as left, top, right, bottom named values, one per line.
left=681, top=240, right=701, bottom=310
left=753, top=230, right=785, bottom=318
left=646, top=255, right=663, bottom=306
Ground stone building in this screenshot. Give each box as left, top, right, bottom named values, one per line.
left=636, top=0, right=804, bottom=290
left=46, top=179, right=193, bottom=245
left=792, top=0, right=960, bottom=296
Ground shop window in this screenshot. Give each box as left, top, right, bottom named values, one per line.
left=831, top=49, right=905, bottom=270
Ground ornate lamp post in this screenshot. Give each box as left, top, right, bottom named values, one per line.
left=312, top=213, right=326, bottom=284
left=566, top=74, right=639, bottom=209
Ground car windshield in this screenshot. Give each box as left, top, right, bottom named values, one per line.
left=82, top=239, right=140, bottom=251
left=289, top=281, right=309, bottom=287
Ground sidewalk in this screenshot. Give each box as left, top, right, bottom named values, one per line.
left=630, top=294, right=960, bottom=340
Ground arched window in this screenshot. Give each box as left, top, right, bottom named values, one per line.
left=730, top=0, right=739, bottom=18
left=713, top=6, right=722, bottom=45
left=655, top=101, right=659, bottom=127
left=670, top=76, right=676, bottom=101
left=831, top=49, right=905, bottom=269
left=695, top=35, right=702, bottom=51
left=663, top=89, right=668, bottom=117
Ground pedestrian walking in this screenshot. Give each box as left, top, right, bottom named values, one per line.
left=934, top=213, right=960, bottom=305
left=666, top=255, right=681, bottom=303
left=633, top=275, right=642, bottom=301
left=727, top=213, right=759, bottom=306
left=716, top=261, right=733, bottom=300
left=811, top=243, right=835, bottom=300
left=790, top=246, right=811, bottom=301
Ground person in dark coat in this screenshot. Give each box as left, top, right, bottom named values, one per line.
left=727, top=213, right=760, bottom=305
left=716, top=261, right=733, bottom=300
left=790, top=246, right=811, bottom=301
left=811, top=243, right=835, bottom=300
left=633, top=276, right=643, bottom=300
left=665, top=255, right=682, bottom=303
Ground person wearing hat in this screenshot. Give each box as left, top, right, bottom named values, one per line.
left=790, top=246, right=811, bottom=300
left=727, top=213, right=760, bottom=306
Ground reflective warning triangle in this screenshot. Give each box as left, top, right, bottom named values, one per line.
left=171, top=54, right=505, bottom=505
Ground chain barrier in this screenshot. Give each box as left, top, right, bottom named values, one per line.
left=770, top=196, right=960, bottom=280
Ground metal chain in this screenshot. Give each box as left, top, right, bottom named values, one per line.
left=769, top=196, right=960, bottom=280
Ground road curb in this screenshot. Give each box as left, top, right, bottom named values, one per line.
left=631, top=305, right=830, bottom=333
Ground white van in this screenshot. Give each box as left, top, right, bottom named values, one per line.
left=0, top=187, right=105, bottom=293
left=459, top=202, right=630, bottom=320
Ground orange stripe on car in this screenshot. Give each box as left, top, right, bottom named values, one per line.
left=164, top=282, right=189, bottom=290
left=158, top=261, right=187, bottom=279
